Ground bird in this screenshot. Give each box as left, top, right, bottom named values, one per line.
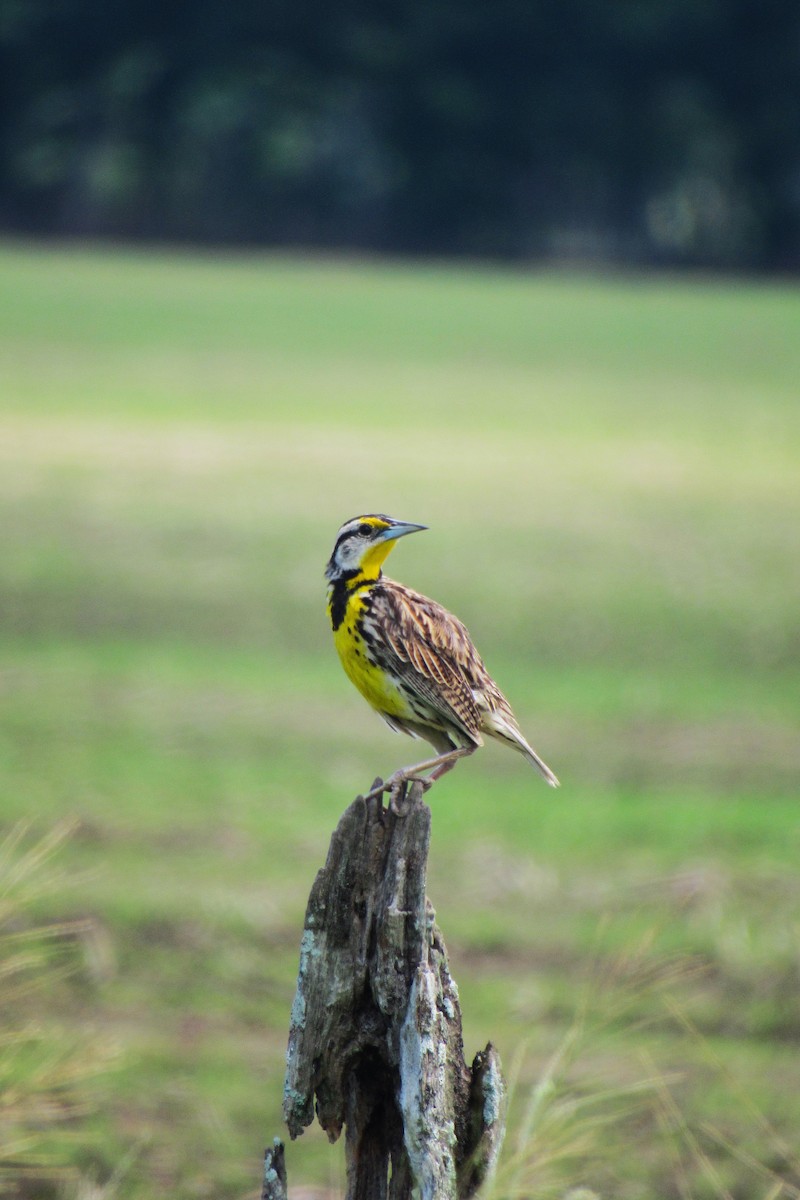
left=325, top=513, right=559, bottom=799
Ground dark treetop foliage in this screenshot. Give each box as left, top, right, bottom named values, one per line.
left=2, top=0, right=799, bottom=268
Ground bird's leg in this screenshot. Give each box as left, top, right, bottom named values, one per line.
left=365, top=746, right=475, bottom=803
left=424, top=751, right=465, bottom=783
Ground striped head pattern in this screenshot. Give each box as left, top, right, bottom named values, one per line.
left=325, top=515, right=427, bottom=583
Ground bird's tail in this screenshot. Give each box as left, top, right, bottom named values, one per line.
left=484, top=708, right=560, bottom=787
left=518, top=740, right=560, bottom=788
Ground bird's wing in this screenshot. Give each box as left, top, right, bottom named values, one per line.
left=366, top=581, right=486, bottom=740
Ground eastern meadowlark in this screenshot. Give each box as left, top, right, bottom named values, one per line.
left=325, top=514, right=559, bottom=798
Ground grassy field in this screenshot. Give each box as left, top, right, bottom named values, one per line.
left=1, top=241, right=799, bottom=1199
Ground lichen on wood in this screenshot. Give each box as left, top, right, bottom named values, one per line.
left=282, top=781, right=506, bottom=1199
left=261, top=1139, right=288, bottom=1200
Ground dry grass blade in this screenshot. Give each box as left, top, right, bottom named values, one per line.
left=489, top=1034, right=667, bottom=1200
left=645, top=1053, right=735, bottom=1200
left=698, top=1125, right=800, bottom=1200
left=664, top=996, right=800, bottom=1180
left=0, top=823, right=117, bottom=1186
left=485, top=947, right=695, bottom=1200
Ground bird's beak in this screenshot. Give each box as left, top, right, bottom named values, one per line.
left=378, top=521, right=428, bottom=542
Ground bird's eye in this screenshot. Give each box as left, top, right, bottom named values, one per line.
left=358, top=522, right=372, bottom=536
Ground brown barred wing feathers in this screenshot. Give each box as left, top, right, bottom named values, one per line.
left=371, top=579, right=560, bottom=788
left=366, top=580, right=484, bottom=744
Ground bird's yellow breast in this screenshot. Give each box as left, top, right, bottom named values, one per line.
left=330, top=585, right=411, bottom=719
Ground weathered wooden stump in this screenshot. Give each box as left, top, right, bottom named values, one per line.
left=261, top=1139, right=288, bottom=1200
left=280, top=781, right=506, bottom=1200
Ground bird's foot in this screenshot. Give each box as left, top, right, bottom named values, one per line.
left=388, top=777, right=407, bottom=813
left=389, top=774, right=432, bottom=813
left=364, top=770, right=433, bottom=808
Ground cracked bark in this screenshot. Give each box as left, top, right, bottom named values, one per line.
left=278, top=781, right=506, bottom=1200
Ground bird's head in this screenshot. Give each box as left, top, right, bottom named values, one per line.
left=325, top=514, right=427, bottom=583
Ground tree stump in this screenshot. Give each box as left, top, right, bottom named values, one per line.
left=261, top=1139, right=288, bottom=1200
left=282, top=781, right=506, bottom=1200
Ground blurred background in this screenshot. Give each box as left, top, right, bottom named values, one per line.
left=3, top=0, right=800, bottom=269
left=1, top=3, right=799, bottom=1200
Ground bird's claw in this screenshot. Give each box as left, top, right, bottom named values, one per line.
left=388, top=777, right=407, bottom=814
left=363, top=770, right=433, bottom=810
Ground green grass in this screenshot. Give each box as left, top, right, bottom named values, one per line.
left=1, top=241, right=799, bottom=1198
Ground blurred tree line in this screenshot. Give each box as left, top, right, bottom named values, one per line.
left=2, top=0, right=799, bottom=269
